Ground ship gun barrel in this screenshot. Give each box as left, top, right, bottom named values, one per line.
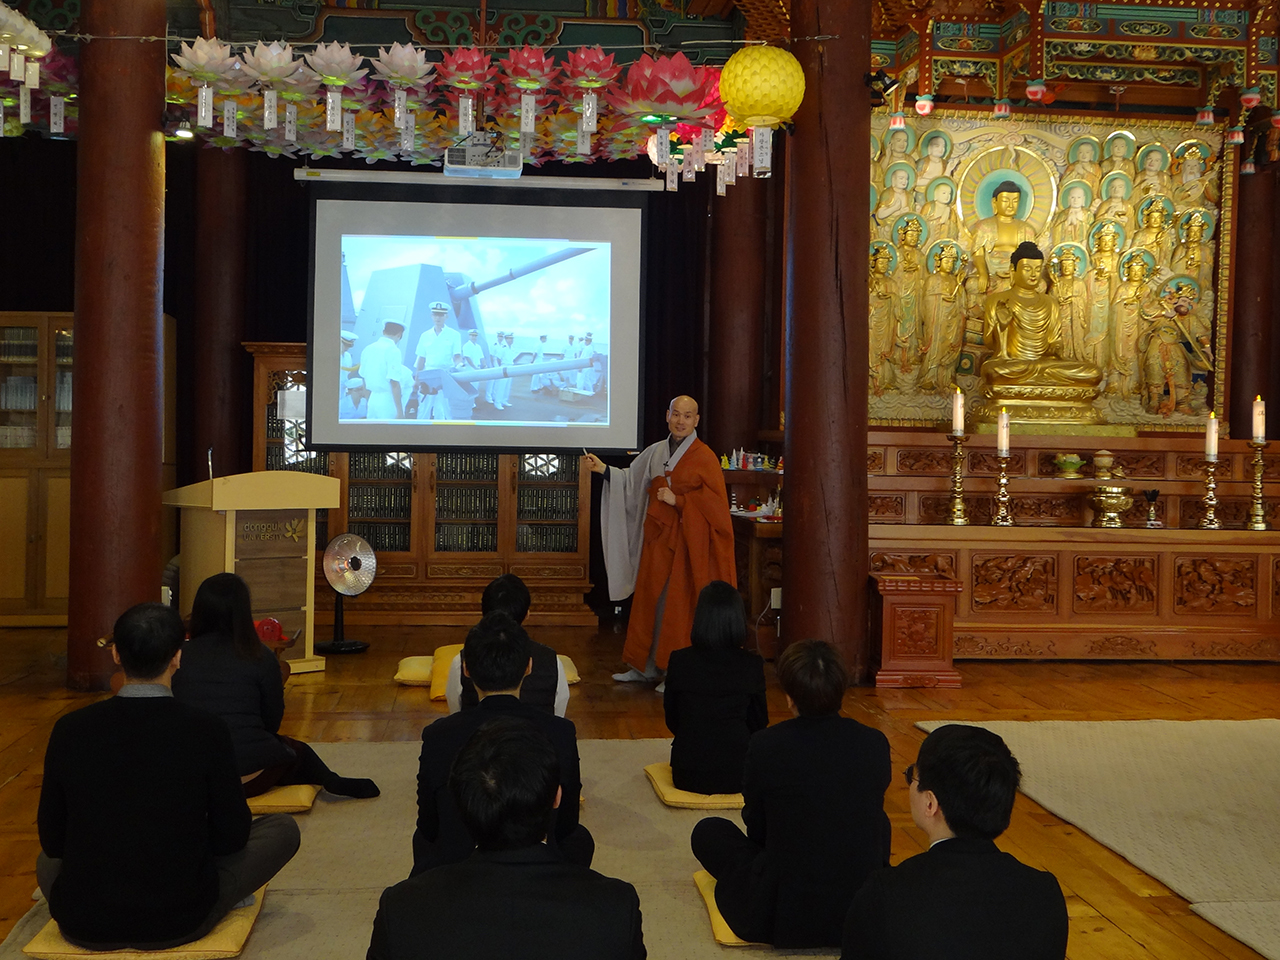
left=456, top=248, right=594, bottom=299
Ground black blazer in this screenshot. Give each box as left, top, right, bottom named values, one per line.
left=841, top=837, right=1068, bottom=960
left=459, top=637, right=559, bottom=714
left=172, top=633, right=293, bottom=776
left=715, top=714, right=892, bottom=948
left=663, top=646, right=767, bottom=794
left=411, top=695, right=582, bottom=876
left=369, top=845, right=644, bottom=960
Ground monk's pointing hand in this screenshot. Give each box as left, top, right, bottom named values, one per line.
left=584, top=451, right=606, bottom=474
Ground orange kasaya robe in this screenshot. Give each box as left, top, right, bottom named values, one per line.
left=622, top=437, right=737, bottom=671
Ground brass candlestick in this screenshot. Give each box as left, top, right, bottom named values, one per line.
left=1198, top=458, right=1221, bottom=530
left=946, top=434, right=969, bottom=526
left=991, top=454, right=1015, bottom=526
left=1247, top=440, right=1269, bottom=531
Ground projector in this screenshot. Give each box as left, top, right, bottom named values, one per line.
left=444, top=135, right=523, bottom=179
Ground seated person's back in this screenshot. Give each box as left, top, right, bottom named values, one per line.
left=664, top=581, right=767, bottom=794
left=372, top=717, right=642, bottom=960
left=691, top=639, right=891, bottom=948
left=449, top=573, right=567, bottom=716
left=37, top=603, right=299, bottom=949
left=413, top=612, right=592, bottom=876
left=841, top=724, right=1068, bottom=960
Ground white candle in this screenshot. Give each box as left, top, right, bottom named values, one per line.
left=997, top=408, right=1010, bottom=457
left=952, top=388, right=965, bottom=435
left=1253, top=396, right=1266, bottom=442
left=1205, top=411, right=1218, bottom=461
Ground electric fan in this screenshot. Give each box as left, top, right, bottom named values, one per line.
left=315, top=533, right=377, bottom=655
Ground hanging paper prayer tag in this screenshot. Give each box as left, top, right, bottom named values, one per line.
left=751, top=126, right=773, bottom=177
left=582, top=91, right=598, bottom=133
left=459, top=94, right=475, bottom=136
left=666, top=157, right=679, bottom=191
left=700, top=127, right=714, bottom=154
left=0, top=45, right=9, bottom=74
left=725, top=148, right=738, bottom=184
left=24, top=59, right=38, bottom=89
left=10, top=51, right=23, bottom=79
left=400, top=113, right=414, bottom=151
left=197, top=84, right=214, bottom=127
left=223, top=99, right=237, bottom=138
left=284, top=102, right=297, bottom=141
left=736, top=139, right=750, bottom=176
left=576, top=118, right=591, bottom=155
left=682, top=149, right=696, bottom=181
left=394, top=88, right=407, bottom=129
left=689, top=133, right=705, bottom=171
left=50, top=96, right=64, bottom=134
left=325, top=87, right=342, bottom=131
left=716, top=159, right=728, bottom=196
left=263, top=89, right=277, bottom=130
left=342, top=111, right=355, bottom=150
left=520, top=92, right=536, bottom=134
left=18, top=84, right=30, bottom=124
left=654, top=126, right=671, bottom=166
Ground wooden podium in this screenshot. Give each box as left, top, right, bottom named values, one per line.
left=162, top=472, right=340, bottom=673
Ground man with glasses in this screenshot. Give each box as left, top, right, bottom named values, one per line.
left=840, top=724, right=1068, bottom=960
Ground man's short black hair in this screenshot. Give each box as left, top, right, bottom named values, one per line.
left=916, top=724, right=1021, bottom=840
left=449, top=717, right=559, bottom=850
left=776, top=639, right=847, bottom=716
left=691, top=580, right=747, bottom=652
left=462, top=612, right=532, bottom=692
left=113, top=602, right=185, bottom=680
left=481, top=574, right=532, bottom=624
left=1011, top=241, right=1045, bottom=268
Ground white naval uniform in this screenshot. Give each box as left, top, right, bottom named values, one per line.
left=359, top=336, right=405, bottom=420
left=414, top=325, right=462, bottom=421
left=492, top=342, right=514, bottom=408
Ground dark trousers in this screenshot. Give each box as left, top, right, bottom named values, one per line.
left=691, top=816, right=760, bottom=880
left=37, top=813, right=301, bottom=951
left=551, top=824, right=596, bottom=870
left=243, top=736, right=333, bottom=797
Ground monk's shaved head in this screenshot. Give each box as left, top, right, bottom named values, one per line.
left=666, top=395, right=700, bottom=439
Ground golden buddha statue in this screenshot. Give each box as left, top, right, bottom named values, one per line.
left=977, top=242, right=1103, bottom=424
left=972, top=181, right=1040, bottom=296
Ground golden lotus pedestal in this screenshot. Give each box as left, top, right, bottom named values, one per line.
left=974, top=382, right=1103, bottom=426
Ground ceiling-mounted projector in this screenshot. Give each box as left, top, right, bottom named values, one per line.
left=444, top=133, right=523, bottom=179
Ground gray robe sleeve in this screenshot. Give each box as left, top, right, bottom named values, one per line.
left=600, top=441, right=666, bottom=601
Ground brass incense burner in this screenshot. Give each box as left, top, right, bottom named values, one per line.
left=1090, top=484, right=1133, bottom=528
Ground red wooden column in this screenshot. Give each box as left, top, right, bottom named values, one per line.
left=192, top=147, right=249, bottom=478
left=68, top=0, right=168, bottom=689
left=1230, top=161, right=1275, bottom=435
left=783, top=0, right=873, bottom=681
left=707, top=176, right=768, bottom=454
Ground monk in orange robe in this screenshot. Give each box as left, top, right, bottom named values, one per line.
left=585, top=396, right=736, bottom=683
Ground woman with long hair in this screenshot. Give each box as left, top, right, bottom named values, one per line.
left=662, top=580, right=768, bottom=795
left=172, top=573, right=378, bottom=799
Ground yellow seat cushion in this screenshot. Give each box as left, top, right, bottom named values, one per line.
left=557, top=655, right=580, bottom=684
left=24, top=886, right=267, bottom=960
left=247, top=783, right=319, bottom=815
left=693, top=871, right=760, bottom=946
left=393, top=655, right=435, bottom=686
left=430, top=644, right=463, bottom=701
left=644, top=763, right=745, bottom=810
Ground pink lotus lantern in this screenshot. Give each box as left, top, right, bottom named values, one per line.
left=1196, top=105, right=1215, bottom=126
left=888, top=111, right=906, bottom=130
left=1241, top=87, right=1263, bottom=110
left=499, top=45, right=559, bottom=91
left=605, top=52, right=719, bottom=125
left=1227, top=125, right=1245, bottom=145
left=1025, top=79, right=1046, bottom=101
left=1242, top=158, right=1257, bottom=174
left=436, top=48, right=498, bottom=93
left=562, top=46, right=622, bottom=90
left=993, top=98, right=1012, bottom=119
left=914, top=94, right=934, bottom=116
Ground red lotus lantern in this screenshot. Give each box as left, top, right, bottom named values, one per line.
left=888, top=111, right=906, bottom=130
left=436, top=48, right=498, bottom=92
left=1241, top=87, right=1263, bottom=110
left=604, top=52, right=719, bottom=126
left=993, top=99, right=1012, bottom=119
left=1227, top=126, right=1245, bottom=146
left=498, top=45, right=559, bottom=91
left=562, top=46, right=622, bottom=90
left=1242, top=158, right=1257, bottom=175
left=914, top=95, right=934, bottom=116
left=1196, top=105, right=1215, bottom=126
left=1025, top=78, right=1046, bottom=101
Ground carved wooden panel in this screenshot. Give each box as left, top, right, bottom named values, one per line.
left=869, top=495, right=905, bottom=520
left=896, top=448, right=951, bottom=475
left=378, top=563, right=418, bottom=578
left=868, top=449, right=886, bottom=474
left=954, top=634, right=1058, bottom=657
left=1175, top=455, right=1213, bottom=479
left=1085, top=635, right=1159, bottom=656
left=1173, top=556, right=1256, bottom=614
left=1012, top=495, right=1084, bottom=525
left=1274, top=559, right=1280, bottom=619
left=1265, top=456, right=1280, bottom=480
left=919, top=495, right=993, bottom=524
left=1179, top=498, right=1279, bottom=529
left=971, top=555, right=1057, bottom=613
left=891, top=607, right=941, bottom=658
left=426, top=563, right=505, bottom=579
left=1073, top=556, right=1157, bottom=613
left=508, top=564, right=586, bottom=579
left=871, top=553, right=958, bottom=578
left=969, top=452, right=1027, bottom=476
left=1120, top=497, right=1165, bottom=527
left=1114, top=453, right=1167, bottom=478
left=1189, top=637, right=1280, bottom=658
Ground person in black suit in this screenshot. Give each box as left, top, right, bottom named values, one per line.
left=690, top=639, right=891, bottom=948
left=371, top=718, right=643, bottom=960
left=663, top=580, right=767, bottom=794
left=411, top=612, right=593, bottom=876
left=841, top=724, right=1068, bottom=960
left=37, top=603, right=300, bottom=950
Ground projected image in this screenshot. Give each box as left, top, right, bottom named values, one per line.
left=338, top=235, right=610, bottom=425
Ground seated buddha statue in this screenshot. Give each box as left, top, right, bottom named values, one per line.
left=978, top=242, right=1103, bottom=424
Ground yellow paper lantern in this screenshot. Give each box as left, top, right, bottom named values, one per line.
left=719, top=46, right=805, bottom=128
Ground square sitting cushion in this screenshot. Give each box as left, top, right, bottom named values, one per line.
left=693, top=871, right=759, bottom=946
left=430, top=644, right=463, bottom=701
left=24, top=886, right=267, bottom=960
left=644, top=763, right=745, bottom=810
left=557, top=655, right=580, bottom=684
left=394, top=655, right=435, bottom=686
left=247, top=783, right=319, bottom=815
